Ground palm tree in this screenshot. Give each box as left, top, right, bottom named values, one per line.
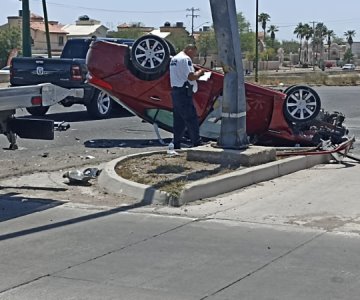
left=303, top=23, right=313, bottom=64
left=344, top=30, right=356, bottom=52
left=267, top=25, right=278, bottom=47
left=314, top=23, right=327, bottom=62
left=294, top=22, right=305, bottom=64
left=326, top=30, right=334, bottom=60
left=258, top=13, right=270, bottom=40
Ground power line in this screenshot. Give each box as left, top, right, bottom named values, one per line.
left=31, top=0, right=186, bottom=14
left=186, top=7, right=200, bottom=36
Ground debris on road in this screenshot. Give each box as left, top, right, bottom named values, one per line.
left=63, top=167, right=101, bottom=185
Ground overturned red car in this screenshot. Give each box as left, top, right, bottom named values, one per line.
left=86, top=35, right=348, bottom=146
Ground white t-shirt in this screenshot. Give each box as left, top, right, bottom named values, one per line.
left=169, top=51, right=198, bottom=93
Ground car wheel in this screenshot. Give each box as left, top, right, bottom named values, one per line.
left=26, top=106, right=50, bottom=116
left=130, top=35, right=170, bottom=77
left=87, top=90, right=113, bottom=119
left=283, top=85, right=321, bottom=123
left=165, top=39, right=177, bottom=56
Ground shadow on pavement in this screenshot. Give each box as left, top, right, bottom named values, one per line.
left=0, top=192, right=63, bottom=222
left=84, top=138, right=172, bottom=149
left=0, top=188, right=168, bottom=242
left=20, top=108, right=134, bottom=123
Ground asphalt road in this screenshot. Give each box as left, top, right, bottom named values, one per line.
left=1, top=86, right=360, bottom=299
left=1, top=85, right=359, bottom=160
left=315, top=86, right=360, bottom=154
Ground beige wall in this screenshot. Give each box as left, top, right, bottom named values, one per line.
left=31, top=29, right=67, bottom=52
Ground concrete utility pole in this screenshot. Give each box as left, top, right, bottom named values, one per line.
left=209, top=0, right=249, bottom=149
left=186, top=7, right=200, bottom=36
left=22, top=0, right=32, bottom=57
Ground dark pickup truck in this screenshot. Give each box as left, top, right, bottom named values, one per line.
left=10, top=37, right=134, bottom=118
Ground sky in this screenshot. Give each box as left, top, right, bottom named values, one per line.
left=1, top=0, right=360, bottom=41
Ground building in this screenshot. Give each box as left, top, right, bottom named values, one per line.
left=116, top=22, right=154, bottom=36
left=62, top=16, right=108, bottom=39
left=1, top=11, right=68, bottom=56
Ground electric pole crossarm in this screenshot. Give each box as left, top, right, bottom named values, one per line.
left=186, top=7, right=200, bottom=36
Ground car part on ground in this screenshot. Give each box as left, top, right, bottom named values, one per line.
left=63, top=167, right=101, bottom=184
left=276, top=136, right=355, bottom=163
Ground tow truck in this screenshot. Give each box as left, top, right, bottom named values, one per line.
left=0, top=83, right=83, bottom=149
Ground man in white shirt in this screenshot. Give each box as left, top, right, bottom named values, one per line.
left=169, top=44, right=205, bottom=149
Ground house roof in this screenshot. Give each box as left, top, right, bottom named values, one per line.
left=31, top=22, right=67, bottom=34
left=61, top=24, right=108, bottom=36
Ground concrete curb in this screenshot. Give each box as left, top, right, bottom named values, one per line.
left=98, top=150, right=331, bottom=206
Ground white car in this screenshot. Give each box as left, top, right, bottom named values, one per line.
left=0, top=66, right=10, bottom=75
left=342, top=64, right=356, bottom=70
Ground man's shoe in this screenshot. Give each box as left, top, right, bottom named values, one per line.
left=174, top=143, right=181, bottom=150
left=193, top=140, right=206, bottom=147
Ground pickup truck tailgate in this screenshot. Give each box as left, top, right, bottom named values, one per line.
left=11, top=57, right=85, bottom=88
left=0, top=83, right=84, bottom=110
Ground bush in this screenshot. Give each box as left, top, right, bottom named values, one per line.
left=325, top=62, right=333, bottom=69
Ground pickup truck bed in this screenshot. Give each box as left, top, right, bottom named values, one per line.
left=10, top=37, right=134, bottom=119
left=0, top=83, right=83, bottom=149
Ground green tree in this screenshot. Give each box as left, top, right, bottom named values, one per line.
left=166, top=34, right=192, bottom=53
left=281, top=40, right=299, bottom=54
left=107, top=28, right=144, bottom=40
left=326, top=29, right=334, bottom=59
left=293, top=22, right=305, bottom=64
left=343, top=48, right=354, bottom=63
left=313, top=23, right=327, bottom=63
left=237, top=12, right=251, bottom=34
left=258, top=13, right=270, bottom=40
left=344, top=30, right=356, bottom=52
left=260, top=47, right=276, bottom=61
left=302, top=23, right=313, bottom=64
left=0, top=26, right=21, bottom=67
left=197, top=30, right=217, bottom=64
left=237, top=12, right=255, bottom=53
left=332, top=36, right=344, bottom=45
left=267, top=24, right=278, bottom=47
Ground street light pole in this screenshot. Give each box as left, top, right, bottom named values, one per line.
left=22, top=0, right=32, bottom=57
left=42, top=0, right=52, bottom=58
left=255, top=0, right=259, bottom=82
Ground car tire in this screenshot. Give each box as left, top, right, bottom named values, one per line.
left=283, top=85, right=321, bottom=123
left=26, top=106, right=50, bottom=116
left=165, top=39, right=177, bottom=56
left=130, top=35, right=170, bottom=80
left=86, top=90, right=113, bottom=119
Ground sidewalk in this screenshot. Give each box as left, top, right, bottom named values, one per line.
left=1, top=157, right=360, bottom=299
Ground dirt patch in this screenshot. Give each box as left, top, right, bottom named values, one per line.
left=115, top=152, right=239, bottom=197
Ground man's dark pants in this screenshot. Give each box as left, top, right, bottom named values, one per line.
left=171, top=87, right=200, bottom=148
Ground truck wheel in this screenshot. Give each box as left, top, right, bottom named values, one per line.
left=26, top=106, right=50, bottom=116
left=87, top=90, right=113, bottom=119
left=130, top=35, right=170, bottom=80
